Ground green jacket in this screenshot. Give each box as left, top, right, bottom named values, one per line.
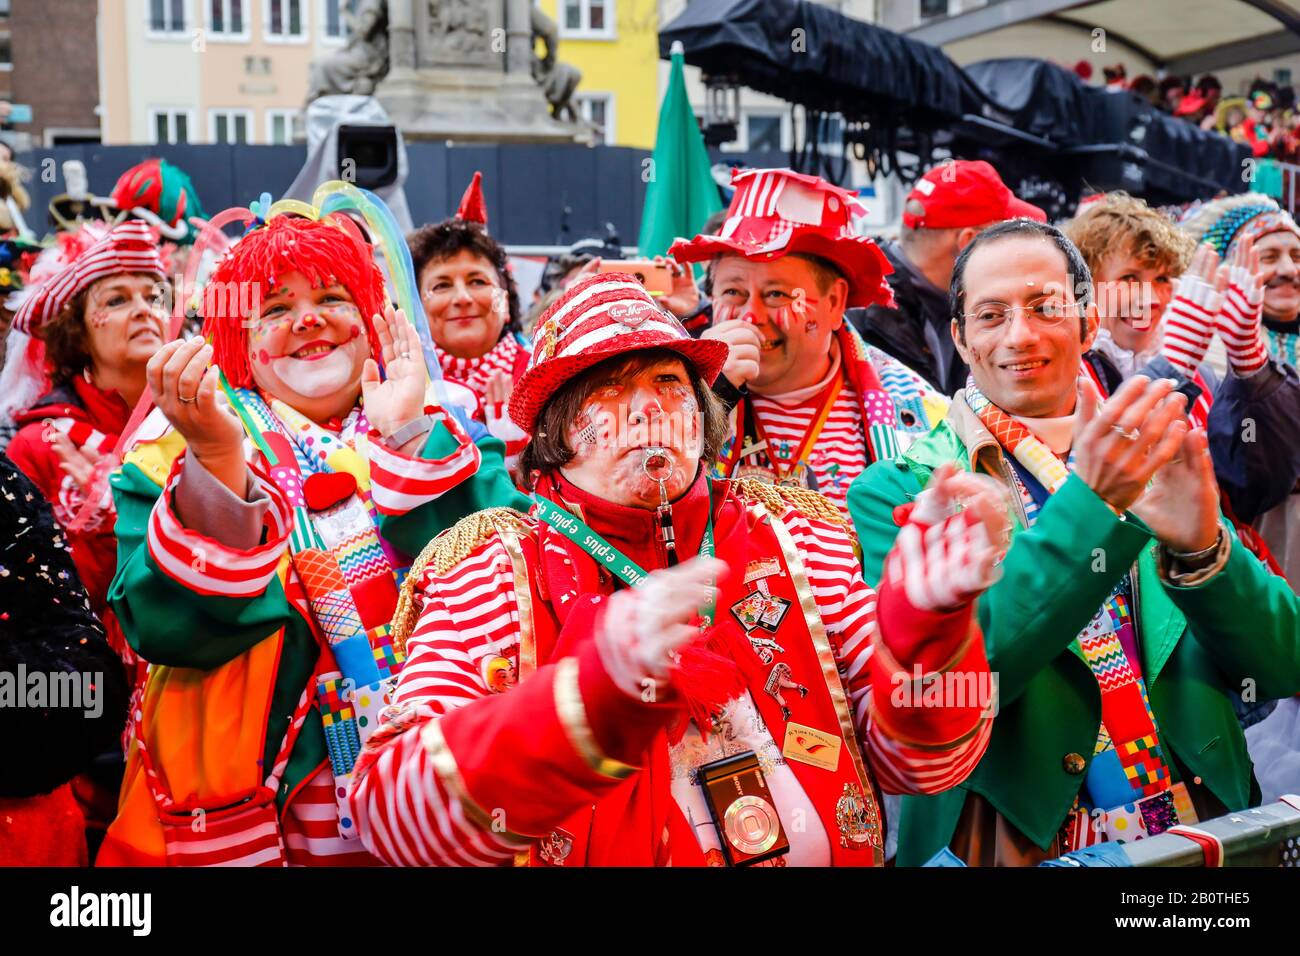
left=107, top=418, right=530, bottom=812
left=847, top=393, right=1300, bottom=865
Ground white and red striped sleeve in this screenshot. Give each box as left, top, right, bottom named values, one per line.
left=785, top=509, right=992, bottom=797
left=145, top=452, right=293, bottom=598
left=347, top=535, right=679, bottom=867
left=1217, top=265, right=1269, bottom=377
left=366, top=406, right=482, bottom=515
left=1161, top=275, right=1221, bottom=378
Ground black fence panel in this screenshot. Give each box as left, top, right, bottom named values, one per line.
left=13, top=142, right=801, bottom=249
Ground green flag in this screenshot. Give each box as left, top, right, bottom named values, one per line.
left=637, top=42, right=723, bottom=258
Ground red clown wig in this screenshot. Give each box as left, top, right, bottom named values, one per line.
left=202, top=214, right=388, bottom=387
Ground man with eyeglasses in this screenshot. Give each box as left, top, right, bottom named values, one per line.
left=847, top=218, right=1300, bottom=865
left=672, top=168, right=948, bottom=517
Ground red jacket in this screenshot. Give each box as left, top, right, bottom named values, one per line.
left=6, top=375, right=130, bottom=616
left=349, top=472, right=993, bottom=866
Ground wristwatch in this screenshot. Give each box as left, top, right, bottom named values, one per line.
left=384, top=413, right=435, bottom=447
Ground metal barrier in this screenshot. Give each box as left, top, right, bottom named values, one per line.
left=1047, top=797, right=1300, bottom=867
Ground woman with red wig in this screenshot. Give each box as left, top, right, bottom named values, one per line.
left=99, top=211, right=527, bottom=866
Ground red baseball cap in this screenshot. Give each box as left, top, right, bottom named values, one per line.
left=902, top=160, right=1046, bottom=230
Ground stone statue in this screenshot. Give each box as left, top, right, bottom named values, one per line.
left=531, top=6, right=581, bottom=122
left=370, top=0, right=587, bottom=142
left=427, top=0, right=491, bottom=57
left=307, top=0, right=391, bottom=103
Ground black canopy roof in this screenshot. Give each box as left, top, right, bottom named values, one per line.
left=659, top=0, right=983, bottom=127
left=661, top=1, right=1251, bottom=207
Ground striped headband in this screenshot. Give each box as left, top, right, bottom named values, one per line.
left=13, top=220, right=166, bottom=334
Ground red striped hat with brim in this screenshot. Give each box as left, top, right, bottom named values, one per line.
left=668, top=167, right=895, bottom=309
left=13, top=220, right=165, bottom=334
left=509, top=272, right=728, bottom=434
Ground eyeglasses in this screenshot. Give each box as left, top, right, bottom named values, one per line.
left=962, top=301, right=1081, bottom=333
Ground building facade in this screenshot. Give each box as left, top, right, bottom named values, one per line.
left=9, top=0, right=102, bottom=147
left=98, top=0, right=360, bottom=145
left=536, top=0, right=660, bottom=148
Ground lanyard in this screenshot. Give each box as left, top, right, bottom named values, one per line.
left=749, top=374, right=843, bottom=482
left=531, top=483, right=716, bottom=626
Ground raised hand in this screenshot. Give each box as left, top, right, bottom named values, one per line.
left=1071, top=373, right=1189, bottom=514
left=1161, top=242, right=1225, bottom=377
left=700, top=310, right=763, bottom=389
left=49, top=430, right=104, bottom=493
left=1130, top=426, right=1222, bottom=554
left=597, top=556, right=728, bottom=693
left=146, top=335, right=247, bottom=495
left=361, top=304, right=428, bottom=439
left=1216, top=234, right=1270, bottom=376
left=886, top=462, right=1011, bottom=611
left=654, top=254, right=701, bottom=319
left=483, top=369, right=527, bottom=450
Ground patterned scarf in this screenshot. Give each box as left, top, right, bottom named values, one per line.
left=965, top=378, right=1191, bottom=845
left=229, top=388, right=406, bottom=839
left=439, top=334, right=526, bottom=411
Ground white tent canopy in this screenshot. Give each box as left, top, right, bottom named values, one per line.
left=909, top=0, right=1300, bottom=75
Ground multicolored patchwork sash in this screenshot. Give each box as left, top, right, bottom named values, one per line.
left=964, top=379, right=1192, bottom=845
left=227, top=388, right=407, bottom=838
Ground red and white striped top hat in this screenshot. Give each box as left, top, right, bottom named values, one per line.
left=509, top=272, right=728, bottom=433
left=669, top=167, right=894, bottom=309
left=13, top=220, right=165, bottom=334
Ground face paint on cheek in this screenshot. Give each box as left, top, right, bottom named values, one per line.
left=573, top=406, right=600, bottom=445
left=256, top=349, right=272, bottom=365
left=772, top=306, right=792, bottom=333
left=804, top=318, right=819, bottom=334
left=88, top=309, right=112, bottom=329
left=663, top=383, right=695, bottom=409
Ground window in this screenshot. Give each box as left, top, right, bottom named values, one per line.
left=814, top=112, right=844, bottom=155
left=150, top=108, right=194, bottom=145
left=266, top=109, right=301, bottom=145
left=209, top=109, right=253, bottom=144
left=0, top=1, right=11, bottom=16
left=322, top=0, right=357, bottom=40
left=149, top=0, right=187, bottom=34
left=207, top=0, right=248, bottom=38
left=575, top=93, right=615, bottom=145
left=0, top=35, right=10, bottom=71
left=747, top=114, right=784, bottom=152
left=266, top=0, right=306, bottom=40
left=561, top=0, right=614, bottom=38
left=919, top=0, right=949, bottom=19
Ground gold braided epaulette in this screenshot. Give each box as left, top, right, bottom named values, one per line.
left=729, top=477, right=854, bottom=536
left=391, top=507, right=533, bottom=656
